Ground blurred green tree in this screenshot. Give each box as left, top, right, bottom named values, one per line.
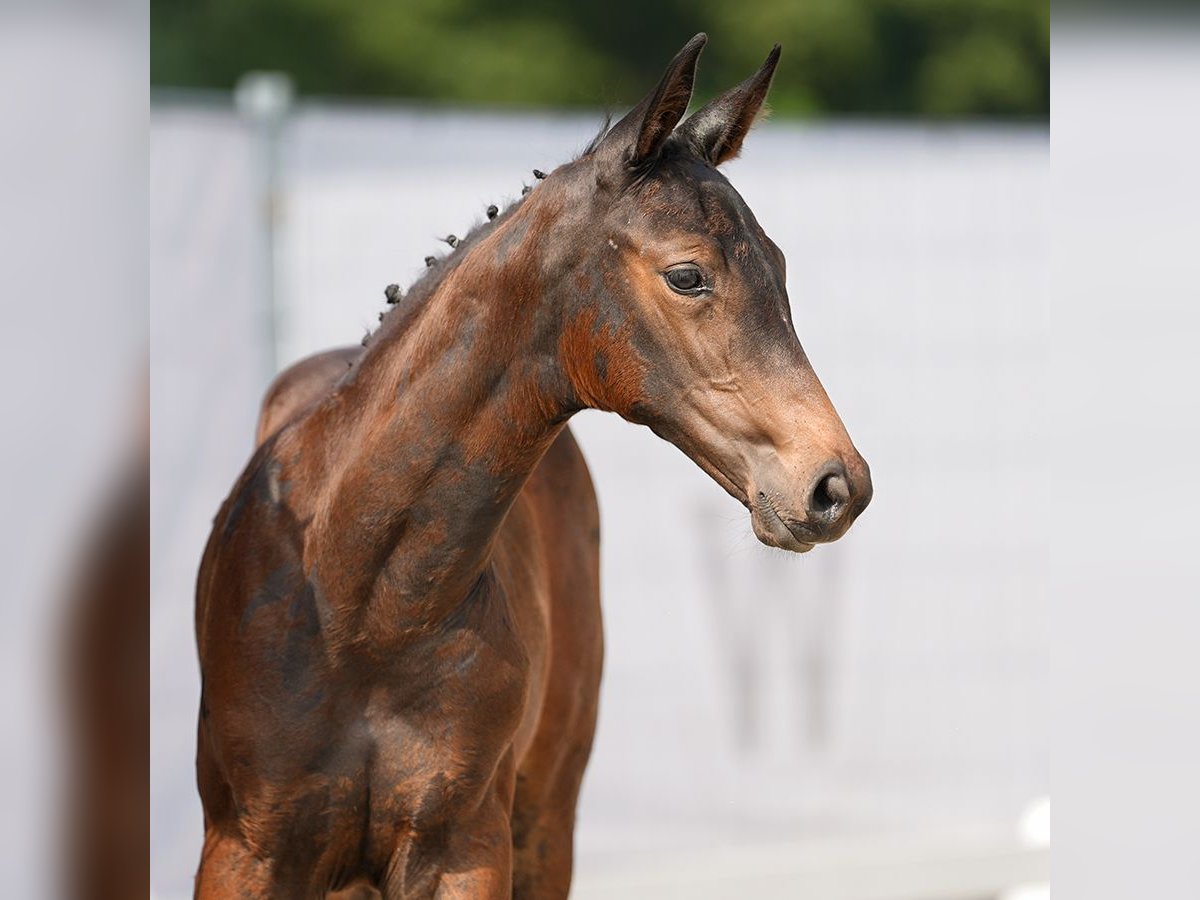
left=151, top=0, right=1047, bottom=119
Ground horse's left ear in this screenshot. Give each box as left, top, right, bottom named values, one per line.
left=676, top=45, right=781, bottom=167
left=598, top=33, right=707, bottom=168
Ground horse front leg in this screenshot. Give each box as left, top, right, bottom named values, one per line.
left=194, top=828, right=281, bottom=899
left=379, top=758, right=517, bottom=900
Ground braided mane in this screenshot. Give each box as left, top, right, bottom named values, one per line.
left=356, top=116, right=616, bottom=359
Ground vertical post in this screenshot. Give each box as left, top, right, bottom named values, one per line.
left=234, top=71, right=293, bottom=381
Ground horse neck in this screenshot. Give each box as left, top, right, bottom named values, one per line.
left=296, top=200, right=574, bottom=637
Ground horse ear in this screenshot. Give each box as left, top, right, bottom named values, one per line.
left=599, top=33, right=707, bottom=167
left=676, top=45, right=781, bottom=167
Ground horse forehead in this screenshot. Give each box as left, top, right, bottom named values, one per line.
left=634, top=165, right=759, bottom=240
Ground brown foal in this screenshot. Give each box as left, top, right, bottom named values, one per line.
left=194, top=34, right=871, bottom=899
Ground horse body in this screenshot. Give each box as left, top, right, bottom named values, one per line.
left=228, top=347, right=601, bottom=897
left=199, top=340, right=601, bottom=899
left=194, top=34, right=871, bottom=898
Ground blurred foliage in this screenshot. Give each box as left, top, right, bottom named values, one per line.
left=151, top=0, right=1048, bottom=119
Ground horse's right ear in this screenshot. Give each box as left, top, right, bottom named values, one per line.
left=596, top=33, right=707, bottom=169
left=675, top=45, right=780, bottom=167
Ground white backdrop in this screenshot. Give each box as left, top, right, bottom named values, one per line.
left=151, top=101, right=1048, bottom=898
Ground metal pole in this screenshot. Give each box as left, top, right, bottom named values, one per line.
left=234, top=71, right=293, bottom=381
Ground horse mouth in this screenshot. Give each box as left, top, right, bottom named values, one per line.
left=751, top=494, right=815, bottom=553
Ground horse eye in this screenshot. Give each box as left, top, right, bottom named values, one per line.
left=664, top=265, right=705, bottom=294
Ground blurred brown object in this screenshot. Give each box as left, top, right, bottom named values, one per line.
left=63, top=444, right=149, bottom=900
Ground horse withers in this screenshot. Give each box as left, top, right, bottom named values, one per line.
left=194, top=33, right=871, bottom=899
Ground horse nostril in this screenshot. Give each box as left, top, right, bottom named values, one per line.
left=811, top=470, right=850, bottom=519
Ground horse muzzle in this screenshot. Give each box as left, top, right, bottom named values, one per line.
left=749, top=455, right=872, bottom=553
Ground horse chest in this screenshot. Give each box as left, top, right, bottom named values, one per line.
left=356, top=581, right=533, bottom=817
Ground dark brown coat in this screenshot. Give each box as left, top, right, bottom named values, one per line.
left=193, top=34, right=870, bottom=899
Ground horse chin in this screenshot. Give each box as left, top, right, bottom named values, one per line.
left=750, top=501, right=815, bottom=554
